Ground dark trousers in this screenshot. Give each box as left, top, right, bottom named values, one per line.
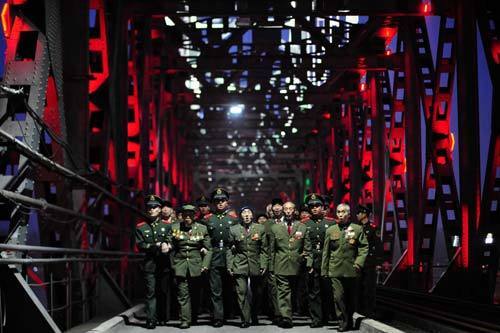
left=294, top=263, right=308, bottom=315
left=307, top=270, right=324, bottom=324
left=233, top=275, right=263, bottom=323
left=144, top=269, right=169, bottom=322
left=330, top=277, right=357, bottom=330
left=358, top=267, right=377, bottom=317
left=275, top=274, right=298, bottom=321
left=175, top=275, right=200, bottom=324
left=209, top=266, right=236, bottom=320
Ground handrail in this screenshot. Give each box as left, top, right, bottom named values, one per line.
left=0, top=128, right=149, bottom=221
left=0, top=243, right=143, bottom=257
left=0, top=258, right=142, bottom=264
left=1, top=189, right=108, bottom=227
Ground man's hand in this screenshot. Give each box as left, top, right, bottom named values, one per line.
left=160, top=242, right=170, bottom=253
left=354, top=264, right=361, bottom=273
left=200, top=247, right=208, bottom=255
left=201, top=267, right=208, bottom=273
left=260, top=268, right=267, bottom=275
left=228, top=269, right=234, bottom=276
left=308, top=267, right=314, bottom=274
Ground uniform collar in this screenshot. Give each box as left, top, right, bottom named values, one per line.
left=338, top=221, right=350, bottom=230
left=150, top=217, right=161, bottom=225
left=311, top=215, right=323, bottom=222
left=180, top=221, right=193, bottom=231
left=216, top=209, right=229, bottom=218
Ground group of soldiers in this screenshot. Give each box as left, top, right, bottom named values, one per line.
left=134, top=188, right=383, bottom=331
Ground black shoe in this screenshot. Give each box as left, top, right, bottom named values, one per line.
left=145, top=320, right=156, bottom=329
left=213, top=319, right=223, bottom=327
left=280, top=319, right=293, bottom=328
left=272, top=316, right=282, bottom=325
left=180, top=322, right=190, bottom=329
left=157, top=320, right=168, bottom=326
left=337, top=322, right=351, bottom=332
left=240, top=322, right=251, bottom=328
left=310, top=322, right=323, bottom=328
left=252, top=318, right=259, bottom=325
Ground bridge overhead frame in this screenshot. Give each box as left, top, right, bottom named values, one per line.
left=0, top=0, right=498, bottom=332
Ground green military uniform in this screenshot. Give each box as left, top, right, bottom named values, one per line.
left=226, top=222, right=269, bottom=325
left=170, top=205, right=213, bottom=328
left=206, top=188, right=238, bottom=323
left=135, top=195, right=172, bottom=327
left=303, top=193, right=335, bottom=326
left=269, top=218, right=311, bottom=327
left=358, top=215, right=384, bottom=317
left=322, top=221, right=368, bottom=331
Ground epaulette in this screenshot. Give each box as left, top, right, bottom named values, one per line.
left=161, top=219, right=171, bottom=225
left=204, top=213, right=213, bottom=219
left=136, top=221, right=146, bottom=227
left=300, top=217, right=310, bottom=224
left=228, top=211, right=238, bottom=218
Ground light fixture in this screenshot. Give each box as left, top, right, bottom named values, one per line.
left=164, top=16, right=175, bottom=26
left=485, top=233, right=494, bottom=245
left=229, top=104, right=244, bottom=115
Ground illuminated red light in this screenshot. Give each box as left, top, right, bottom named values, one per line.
left=492, top=41, right=500, bottom=64
left=1, top=3, right=11, bottom=38
left=322, top=113, right=331, bottom=120
left=359, top=82, right=367, bottom=92
left=311, top=129, right=319, bottom=135
left=422, top=2, right=432, bottom=14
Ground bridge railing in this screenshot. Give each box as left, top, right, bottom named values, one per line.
left=0, top=244, right=144, bottom=332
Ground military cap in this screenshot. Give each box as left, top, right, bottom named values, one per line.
left=239, top=206, right=254, bottom=215
left=211, top=187, right=229, bottom=201
left=305, top=193, right=324, bottom=206
left=145, top=194, right=162, bottom=207
left=196, top=195, right=210, bottom=206
left=357, top=204, right=371, bottom=215
left=271, top=198, right=284, bottom=206
left=181, top=204, right=197, bottom=212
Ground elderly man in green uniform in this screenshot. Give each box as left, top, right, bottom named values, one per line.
left=322, top=203, right=368, bottom=332
left=135, top=195, right=172, bottom=329
left=269, top=201, right=311, bottom=328
left=303, top=193, right=335, bottom=327
left=356, top=204, right=383, bottom=318
left=226, top=206, right=269, bottom=327
left=205, top=187, right=238, bottom=327
left=170, top=204, right=212, bottom=329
